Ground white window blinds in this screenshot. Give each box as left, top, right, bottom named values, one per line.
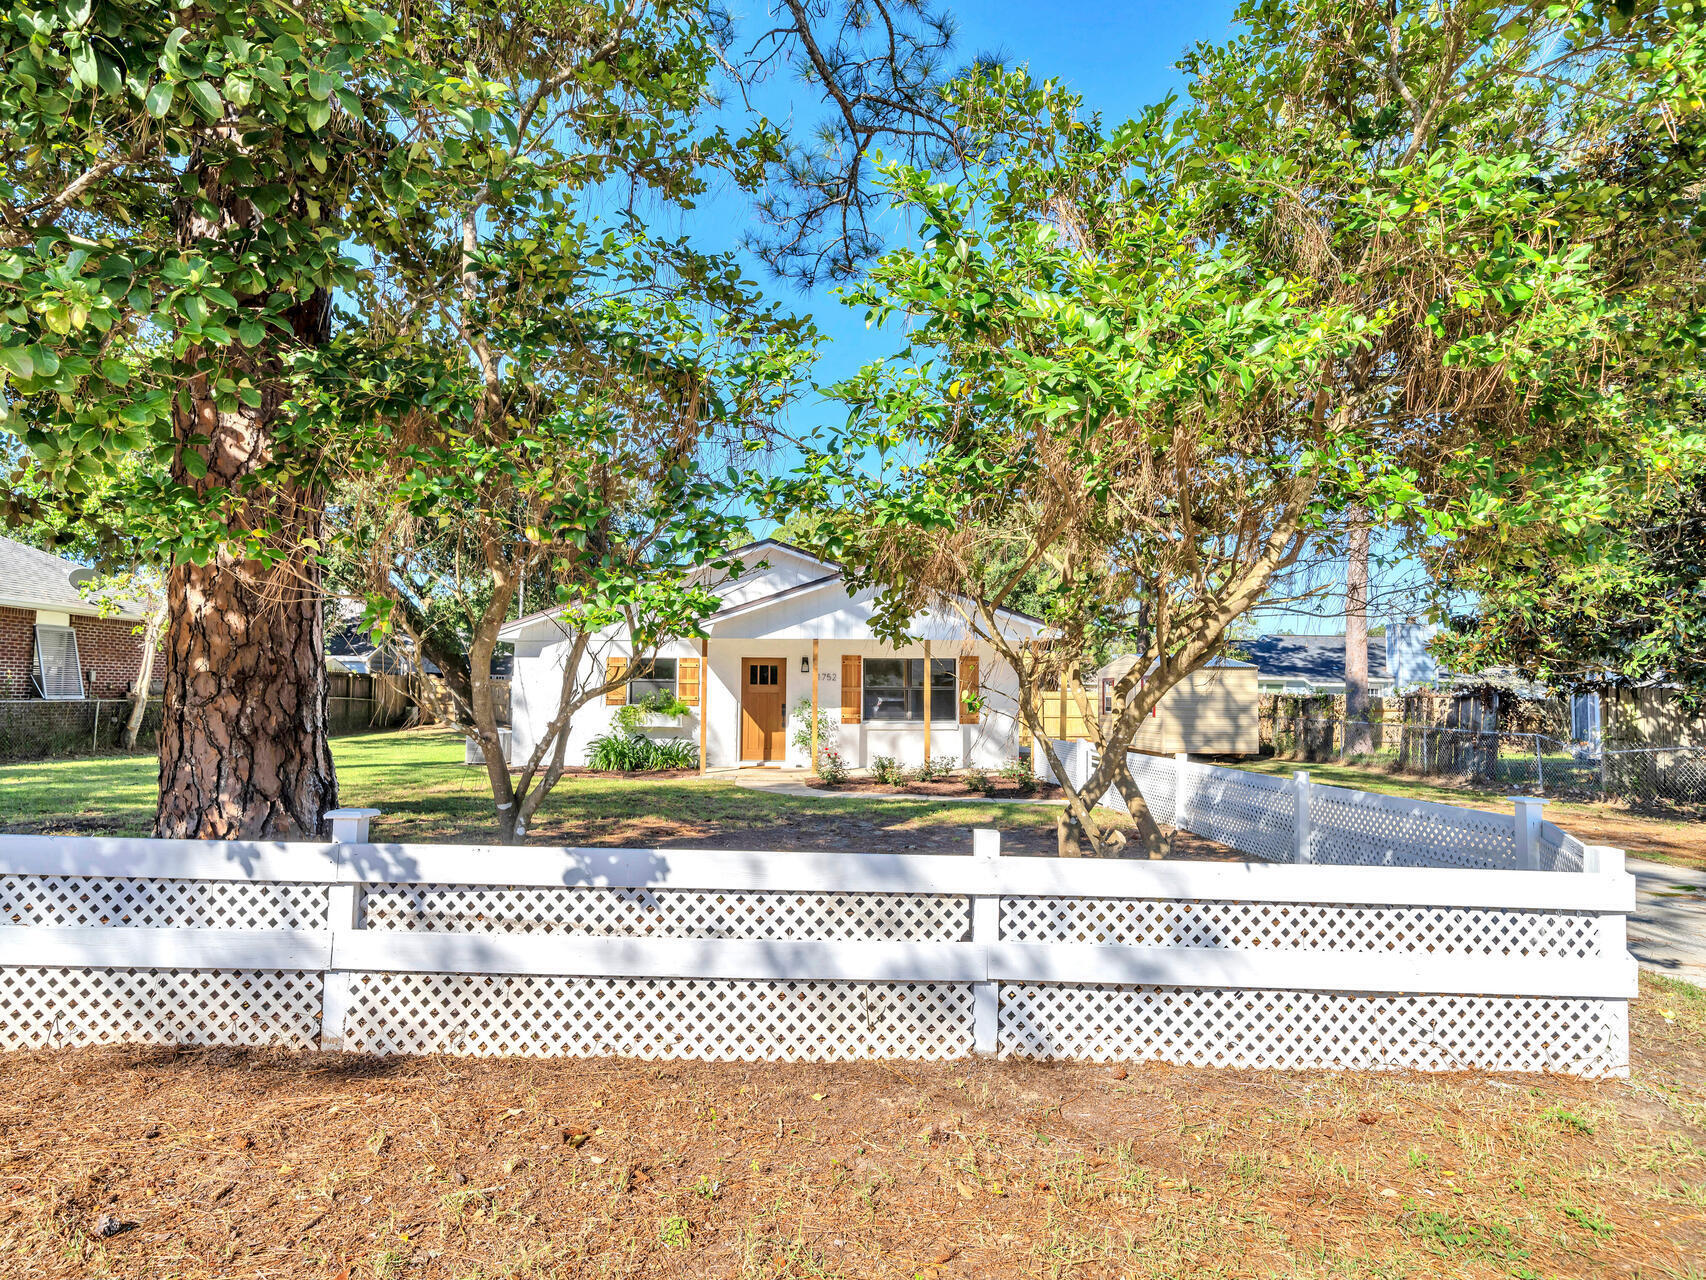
left=32, top=625, right=84, bottom=700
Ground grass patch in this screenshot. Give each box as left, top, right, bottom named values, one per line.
left=0, top=727, right=1075, bottom=852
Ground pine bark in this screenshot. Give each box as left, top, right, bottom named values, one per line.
left=154, top=164, right=337, bottom=839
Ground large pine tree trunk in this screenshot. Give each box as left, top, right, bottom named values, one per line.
left=155, top=165, right=337, bottom=839
left=154, top=361, right=337, bottom=838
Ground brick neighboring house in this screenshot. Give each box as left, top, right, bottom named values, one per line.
left=0, top=536, right=151, bottom=701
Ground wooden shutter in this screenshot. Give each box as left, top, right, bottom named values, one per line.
left=604, top=656, right=628, bottom=705
left=840, top=654, right=862, bottom=724
left=958, top=656, right=980, bottom=724
left=677, top=657, right=701, bottom=707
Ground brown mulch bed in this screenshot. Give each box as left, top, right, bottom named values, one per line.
left=809, top=777, right=1064, bottom=801
left=0, top=976, right=1700, bottom=1279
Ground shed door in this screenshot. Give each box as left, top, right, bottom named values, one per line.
left=740, top=659, right=787, bottom=761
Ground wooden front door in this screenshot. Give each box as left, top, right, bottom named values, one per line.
left=740, top=658, right=787, bottom=761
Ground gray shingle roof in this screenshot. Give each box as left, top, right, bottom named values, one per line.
left=0, top=535, right=144, bottom=619
left=1241, top=633, right=1389, bottom=683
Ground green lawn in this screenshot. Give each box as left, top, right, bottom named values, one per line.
left=0, top=728, right=1070, bottom=853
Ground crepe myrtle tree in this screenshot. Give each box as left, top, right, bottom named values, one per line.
left=773, top=0, right=1706, bottom=856
left=317, top=191, right=812, bottom=844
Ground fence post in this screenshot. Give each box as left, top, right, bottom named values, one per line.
left=1292, top=770, right=1312, bottom=864
left=1173, top=752, right=1191, bottom=832
left=321, top=807, right=380, bottom=1051
left=971, top=828, right=1000, bottom=1057
left=1507, top=796, right=1548, bottom=871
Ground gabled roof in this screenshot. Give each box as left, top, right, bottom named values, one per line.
left=1241, top=633, right=1389, bottom=683
left=0, top=536, right=146, bottom=620
left=498, top=538, right=1045, bottom=641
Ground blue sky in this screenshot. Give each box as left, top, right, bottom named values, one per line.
left=707, top=0, right=1244, bottom=449
left=670, top=1, right=1406, bottom=636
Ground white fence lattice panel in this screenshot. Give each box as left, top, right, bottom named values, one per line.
left=999, top=984, right=1628, bottom=1076
left=361, top=886, right=969, bottom=940
left=1540, top=823, right=1588, bottom=874
left=0, top=875, right=327, bottom=930
left=1000, top=898, right=1605, bottom=957
left=0, top=967, right=322, bottom=1049
left=1307, top=787, right=1517, bottom=869
left=342, top=974, right=974, bottom=1060
left=1178, top=767, right=1292, bottom=862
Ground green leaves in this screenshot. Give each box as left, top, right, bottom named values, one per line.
left=144, top=80, right=174, bottom=117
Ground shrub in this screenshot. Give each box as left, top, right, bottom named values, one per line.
left=588, top=730, right=651, bottom=771
left=871, top=755, right=908, bottom=786
left=918, top=755, right=959, bottom=780
left=816, top=748, right=851, bottom=785
left=789, top=696, right=838, bottom=765
left=999, top=757, right=1037, bottom=793
left=648, top=737, right=700, bottom=770
left=963, top=767, right=991, bottom=794
left=613, top=689, right=692, bottom=734
left=588, top=730, right=698, bottom=772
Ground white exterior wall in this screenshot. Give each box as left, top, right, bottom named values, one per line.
left=502, top=548, right=1037, bottom=771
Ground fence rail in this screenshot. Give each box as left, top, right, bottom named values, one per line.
left=0, top=798, right=1636, bottom=1075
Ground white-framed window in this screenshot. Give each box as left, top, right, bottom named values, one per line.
left=32, top=624, right=84, bottom=700
left=862, top=657, right=955, bottom=722
left=628, top=657, right=678, bottom=704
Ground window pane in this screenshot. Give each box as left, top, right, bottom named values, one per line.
left=629, top=658, right=677, bottom=705
left=864, top=657, right=921, bottom=721
left=930, top=657, right=957, bottom=723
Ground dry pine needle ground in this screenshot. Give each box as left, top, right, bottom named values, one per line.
left=0, top=973, right=1701, bottom=1280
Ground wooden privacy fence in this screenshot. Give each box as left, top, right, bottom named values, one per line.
left=0, top=802, right=1635, bottom=1075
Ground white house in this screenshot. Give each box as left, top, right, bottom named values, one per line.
left=498, top=540, right=1045, bottom=771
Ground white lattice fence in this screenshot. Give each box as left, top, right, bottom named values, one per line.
left=0, top=820, right=1637, bottom=1076
left=1042, top=740, right=1575, bottom=872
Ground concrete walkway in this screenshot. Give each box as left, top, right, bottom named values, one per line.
left=1627, top=857, right=1706, bottom=988
left=717, top=768, right=1064, bottom=806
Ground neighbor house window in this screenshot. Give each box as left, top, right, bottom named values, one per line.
left=32, top=624, right=84, bottom=700
left=862, top=657, right=956, bottom=722
left=628, top=658, right=677, bottom=704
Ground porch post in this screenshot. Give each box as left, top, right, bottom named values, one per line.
left=810, top=638, right=820, bottom=770
left=922, top=639, right=932, bottom=761
left=698, top=636, right=709, bottom=775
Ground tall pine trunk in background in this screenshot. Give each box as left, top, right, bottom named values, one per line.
left=1343, top=508, right=1372, bottom=757
left=154, top=167, right=337, bottom=839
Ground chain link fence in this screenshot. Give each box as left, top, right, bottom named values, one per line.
left=0, top=698, right=163, bottom=762
left=1270, top=716, right=1706, bottom=810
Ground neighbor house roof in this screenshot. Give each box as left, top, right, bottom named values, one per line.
left=1241, top=633, right=1389, bottom=684
left=0, top=535, right=146, bottom=620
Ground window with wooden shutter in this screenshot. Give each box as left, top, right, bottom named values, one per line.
left=958, top=656, right=980, bottom=724
left=840, top=654, right=861, bottom=724
left=604, top=656, right=628, bottom=705
left=32, top=625, right=83, bottom=700
left=677, top=657, right=701, bottom=707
